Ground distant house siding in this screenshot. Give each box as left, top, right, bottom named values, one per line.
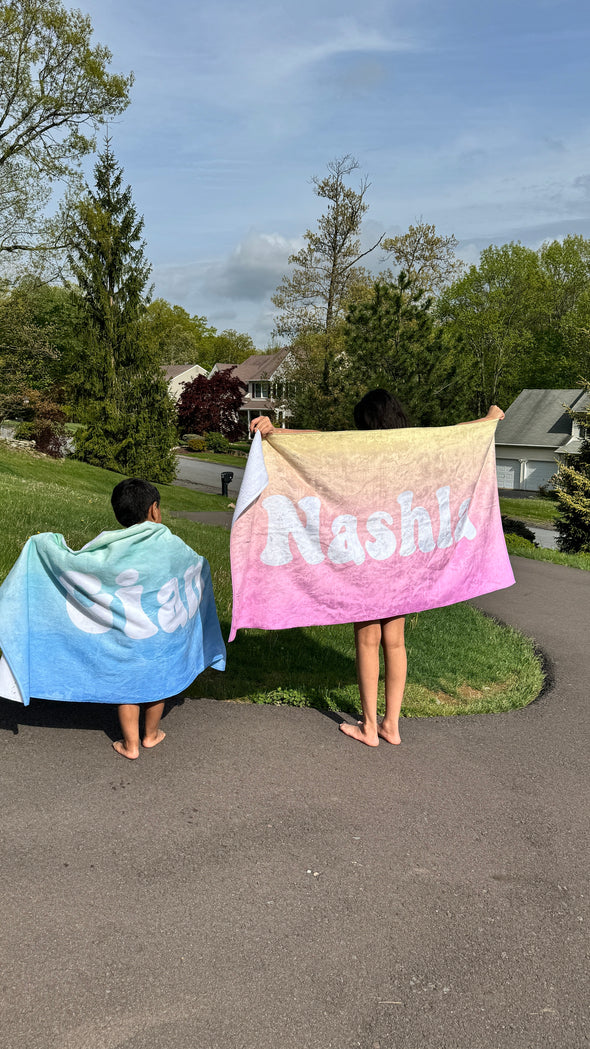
left=495, top=444, right=559, bottom=490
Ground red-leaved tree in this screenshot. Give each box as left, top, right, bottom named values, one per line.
left=176, top=369, right=246, bottom=440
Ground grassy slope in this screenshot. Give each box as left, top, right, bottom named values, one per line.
left=499, top=495, right=559, bottom=527
left=0, top=444, right=232, bottom=578
left=1, top=443, right=545, bottom=718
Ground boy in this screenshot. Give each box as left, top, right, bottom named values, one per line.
left=0, top=478, right=226, bottom=755
left=110, top=478, right=167, bottom=759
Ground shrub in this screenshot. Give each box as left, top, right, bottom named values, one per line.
left=204, top=432, right=231, bottom=453
left=14, top=421, right=36, bottom=440
left=504, top=533, right=537, bottom=550
left=187, top=436, right=207, bottom=452
left=501, top=516, right=538, bottom=545
left=33, top=421, right=68, bottom=459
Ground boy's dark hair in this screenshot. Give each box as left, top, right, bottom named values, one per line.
left=111, top=478, right=161, bottom=527
left=353, top=388, right=409, bottom=430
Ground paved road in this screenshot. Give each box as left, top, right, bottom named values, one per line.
left=0, top=557, right=588, bottom=1049
left=175, top=454, right=245, bottom=497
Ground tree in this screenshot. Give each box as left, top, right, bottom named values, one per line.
left=141, top=299, right=216, bottom=366
left=381, top=222, right=464, bottom=295
left=530, top=236, right=590, bottom=389
left=176, top=369, right=246, bottom=441
left=554, top=381, right=590, bottom=553
left=437, top=243, right=543, bottom=414
left=272, top=155, right=382, bottom=338
left=284, top=277, right=468, bottom=431
left=284, top=327, right=355, bottom=431
left=0, top=0, right=132, bottom=263
left=344, top=276, right=467, bottom=425
left=67, top=138, right=177, bottom=482
left=0, top=276, right=80, bottom=417
left=209, top=329, right=257, bottom=367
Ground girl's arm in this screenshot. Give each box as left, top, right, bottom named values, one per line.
left=250, top=416, right=318, bottom=436
left=460, top=405, right=505, bottom=425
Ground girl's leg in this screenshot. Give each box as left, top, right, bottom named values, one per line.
left=378, top=616, right=406, bottom=745
left=114, top=704, right=141, bottom=759
left=339, top=620, right=382, bottom=746
left=142, top=700, right=166, bottom=748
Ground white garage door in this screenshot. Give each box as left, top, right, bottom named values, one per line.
left=496, top=459, right=519, bottom=489
left=524, top=460, right=557, bottom=490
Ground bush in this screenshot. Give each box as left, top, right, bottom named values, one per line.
left=33, top=421, right=68, bottom=459
left=504, top=533, right=537, bottom=550
left=14, top=421, right=36, bottom=440
left=501, top=516, right=538, bottom=545
left=187, top=436, right=207, bottom=452
left=204, top=432, right=231, bottom=453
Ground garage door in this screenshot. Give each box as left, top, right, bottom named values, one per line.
left=524, top=460, right=557, bottom=490
left=496, top=459, right=519, bottom=489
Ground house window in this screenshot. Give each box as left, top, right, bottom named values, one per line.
left=251, top=381, right=270, bottom=399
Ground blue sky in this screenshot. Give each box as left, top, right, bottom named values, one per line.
left=79, top=0, right=590, bottom=345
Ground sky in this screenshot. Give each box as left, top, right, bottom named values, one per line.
left=78, top=0, right=590, bottom=346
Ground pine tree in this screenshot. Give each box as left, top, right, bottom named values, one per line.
left=344, top=276, right=468, bottom=425
left=554, top=381, right=590, bottom=553
left=67, top=138, right=177, bottom=482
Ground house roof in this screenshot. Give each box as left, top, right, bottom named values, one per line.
left=208, top=363, right=236, bottom=375
left=161, top=364, right=207, bottom=381
left=496, top=388, right=589, bottom=450
left=234, top=347, right=291, bottom=382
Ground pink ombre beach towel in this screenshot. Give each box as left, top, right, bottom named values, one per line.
left=229, top=421, right=514, bottom=640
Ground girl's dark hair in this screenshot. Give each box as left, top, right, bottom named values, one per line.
left=353, top=389, right=409, bottom=430
left=111, top=478, right=161, bottom=527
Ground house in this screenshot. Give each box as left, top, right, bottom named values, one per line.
left=209, top=348, right=294, bottom=435
left=495, top=388, right=589, bottom=491
left=162, top=363, right=208, bottom=403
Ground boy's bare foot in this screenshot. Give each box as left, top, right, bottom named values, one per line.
left=142, top=729, right=166, bottom=749
left=378, top=722, right=401, bottom=745
left=113, top=740, right=140, bottom=759
left=339, top=721, right=379, bottom=747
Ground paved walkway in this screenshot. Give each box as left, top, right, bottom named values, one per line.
left=0, top=557, right=588, bottom=1049
left=169, top=509, right=234, bottom=529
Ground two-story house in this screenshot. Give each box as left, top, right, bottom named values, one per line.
left=209, top=347, right=294, bottom=435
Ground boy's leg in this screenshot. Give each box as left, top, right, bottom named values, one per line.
left=142, top=700, right=166, bottom=748
left=114, top=704, right=141, bottom=759
left=378, top=616, right=406, bottom=745
left=339, top=620, right=382, bottom=747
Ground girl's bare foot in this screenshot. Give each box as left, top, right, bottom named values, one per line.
left=378, top=722, right=401, bottom=745
left=142, top=729, right=166, bottom=749
left=113, top=740, right=140, bottom=759
left=339, top=721, right=379, bottom=747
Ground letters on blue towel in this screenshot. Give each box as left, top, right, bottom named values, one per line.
left=0, top=522, right=226, bottom=705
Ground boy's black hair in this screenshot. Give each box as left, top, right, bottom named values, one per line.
left=353, top=388, right=410, bottom=430
left=111, top=478, right=161, bottom=527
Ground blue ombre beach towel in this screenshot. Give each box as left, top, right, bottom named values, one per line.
left=0, top=522, right=226, bottom=705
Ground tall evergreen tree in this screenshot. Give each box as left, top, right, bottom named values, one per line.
left=67, top=139, right=177, bottom=482
left=344, top=276, right=468, bottom=425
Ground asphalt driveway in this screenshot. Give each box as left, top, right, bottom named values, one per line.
left=0, top=556, right=588, bottom=1049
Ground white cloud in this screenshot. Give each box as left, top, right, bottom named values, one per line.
left=152, top=231, right=303, bottom=343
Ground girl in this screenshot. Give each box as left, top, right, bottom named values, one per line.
left=250, top=392, right=504, bottom=748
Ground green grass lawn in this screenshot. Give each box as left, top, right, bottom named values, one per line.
left=0, top=443, right=233, bottom=579
left=505, top=537, right=590, bottom=571
left=0, top=442, right=545, bottom=718
left=499, top=494, right=559, bottom=528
